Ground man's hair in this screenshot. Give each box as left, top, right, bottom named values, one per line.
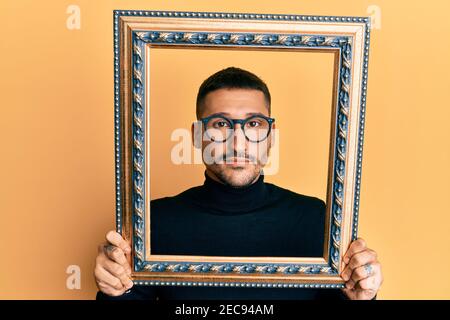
left=196, top=67, right=271, bottom=119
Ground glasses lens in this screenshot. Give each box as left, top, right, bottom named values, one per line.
left=244, top=116, right=271, bottom=142
left=205, top=117, right=233, bottom=142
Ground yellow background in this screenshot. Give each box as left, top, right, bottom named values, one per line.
left=1, top=0, right=449, bottom=299
left=149, top=47, right=334, bottom=202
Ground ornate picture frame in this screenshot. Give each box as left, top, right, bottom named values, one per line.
left=114, top=9, right=371, bottom=289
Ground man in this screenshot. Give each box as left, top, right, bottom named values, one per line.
left=95, top=67, right=383, bottom=300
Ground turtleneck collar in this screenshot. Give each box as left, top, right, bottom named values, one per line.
left=196, top=170, right=269, bottom=214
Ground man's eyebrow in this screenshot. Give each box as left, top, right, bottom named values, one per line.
left=207, top=112, right=268, bottom=117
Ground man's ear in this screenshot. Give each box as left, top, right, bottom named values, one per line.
left=269, top=123, right=276, bottom=149
left=192, top=121, right=202, bottom=149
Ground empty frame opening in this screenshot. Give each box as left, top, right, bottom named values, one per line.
left=146, top=46, right=336, bottom=259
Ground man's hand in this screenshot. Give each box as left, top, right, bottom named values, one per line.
left=340, top=238, right=383, bottom=300
left=94, top=230, right=134, bottom=297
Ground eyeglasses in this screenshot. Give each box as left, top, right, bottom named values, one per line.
left=199, top=114, right=275, bottom=143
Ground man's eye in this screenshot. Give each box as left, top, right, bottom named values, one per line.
left=215, top=121, right=230, bottom=128
left=247, top=121, right=260, bottom=127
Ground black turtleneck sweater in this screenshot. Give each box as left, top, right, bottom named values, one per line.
left=96, top=171, right=348, bottom=300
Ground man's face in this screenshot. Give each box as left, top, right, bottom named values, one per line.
left=195, top=88, right=274, bottom=188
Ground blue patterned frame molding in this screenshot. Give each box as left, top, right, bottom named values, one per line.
left=114, top=10, right=371, bottom=289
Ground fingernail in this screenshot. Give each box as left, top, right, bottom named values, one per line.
left=125, top=247, right=131, bottom=254
left=345, top=282, right=353, bottom=289
left=126, top=281, right=133, bottom=289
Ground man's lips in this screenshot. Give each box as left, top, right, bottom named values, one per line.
left=224, top=157, right=251, bottom=165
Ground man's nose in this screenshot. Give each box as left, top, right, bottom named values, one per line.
left=228, top=123, right=247, bottom=152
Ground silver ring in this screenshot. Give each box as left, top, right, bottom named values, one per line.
left=364, top=263, right=373, bottom=277
left=104, top=244, right=116, bottom=253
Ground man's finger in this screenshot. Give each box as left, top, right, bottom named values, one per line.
left=102, top=258, right=133, bottom=289
left=350, top=262, right=380, bottom=284
left=347, top=250, right=377, bottom=270
left=341, top=250, right=377, bottom=281
left=98, top=243, right=105, bottom=254
left=355, top=276, right=378, bottom=291
left=94, top=265, right=125, bottom=291
left=103, top=245, right=131, bottom=275
left=343, top=238, right=367, bottom=264
left=345, top=278, right=356, bottom=290
left=105, top=230, right=131, bottom=254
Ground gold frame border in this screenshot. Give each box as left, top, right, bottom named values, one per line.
left=117, top=13, right=367, bottom=285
